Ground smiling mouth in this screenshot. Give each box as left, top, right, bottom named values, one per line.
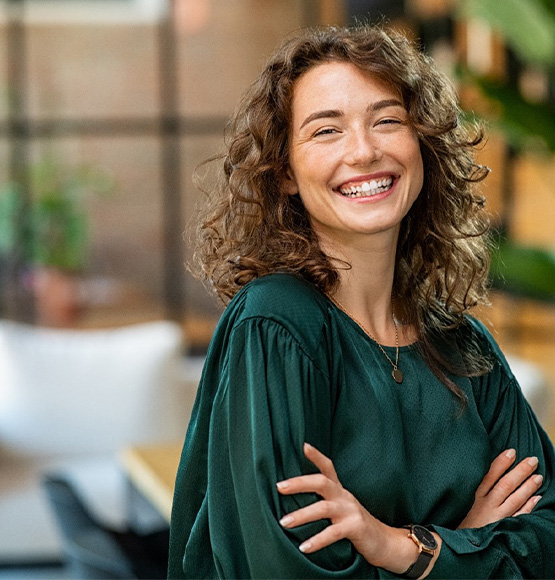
left=336, top=176, right=395, bottom=198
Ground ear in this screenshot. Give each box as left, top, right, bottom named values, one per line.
left=281, top=167, right=299, bottom=196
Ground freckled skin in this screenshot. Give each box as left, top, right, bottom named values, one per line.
left=285, top=61, right=424, bottom=251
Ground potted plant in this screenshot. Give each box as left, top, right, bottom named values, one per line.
left=0, top=157, right=113, bottom=326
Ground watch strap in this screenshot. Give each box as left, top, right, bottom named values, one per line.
left=400, top=549, right=433, bottom=579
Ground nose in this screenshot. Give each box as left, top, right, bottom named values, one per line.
left=344, top=128, right=382, bottom=166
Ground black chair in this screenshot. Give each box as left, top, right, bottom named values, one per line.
left=42, top=474, right=169, bottom=579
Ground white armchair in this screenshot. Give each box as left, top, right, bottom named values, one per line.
left=0, top=320, right=197, bottom=564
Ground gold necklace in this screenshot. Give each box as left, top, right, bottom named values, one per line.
left=327, top=294, right=404, bottom=384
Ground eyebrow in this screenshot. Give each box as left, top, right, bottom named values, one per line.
left=298, top=98, right=405, bottom=130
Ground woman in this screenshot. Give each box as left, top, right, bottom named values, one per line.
left=168, top=24, right=555, bottom=579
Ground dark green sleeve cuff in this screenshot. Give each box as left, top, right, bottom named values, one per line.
left=426, top=525, right=499, bottom=579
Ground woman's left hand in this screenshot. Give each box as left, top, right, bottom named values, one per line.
left=276, top=443, right=438, bottom=575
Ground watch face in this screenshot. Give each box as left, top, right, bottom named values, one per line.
left=412, top=525, right=438, bottom=550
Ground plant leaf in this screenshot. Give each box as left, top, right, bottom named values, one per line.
left=473, top=75, right=555, bottom=152
left=458, top=0, right=555, bottom=66
left=490, top=240, right=555, bottom=300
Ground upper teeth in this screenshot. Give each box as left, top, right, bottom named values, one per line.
left=339, top=177, right=394, bottom=197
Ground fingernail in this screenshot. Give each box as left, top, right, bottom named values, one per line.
left=304, top=442, right=313, bottom=451
left=505, top=449, right=516, bottom=459
left=276, top=481, right=290, bottom=489
left=528, top=456, right=539, bottom=467
left=279, top=515, right=294, bottom=526
left=299, top=541, right=312, bottom=553
left=533, top=496, right=542, bottom=505
left=533, top=474, right=543, bottom=485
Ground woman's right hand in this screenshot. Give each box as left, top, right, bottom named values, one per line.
left=458, top=449, right=543, bottom=529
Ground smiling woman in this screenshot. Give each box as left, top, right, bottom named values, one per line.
left=168, top=24, right=555, bottom=580
left=284, top=61, right=424, bottom=252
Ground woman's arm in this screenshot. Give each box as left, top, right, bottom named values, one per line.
left=275, top=317, right=555, bottom=579
left=277, top=443, right=438, bottom=576
left=205, top=317, right=380, bottom=578
left=458, top=448, right=542, bottom=529
left=278, top=444, right=542, bottom=578
left=418, top=320, right=555, bottom=579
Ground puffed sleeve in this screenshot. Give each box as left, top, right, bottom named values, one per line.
left=199, top=316, right=390, bottom=579
left=428, top=321, right=555, bottom=579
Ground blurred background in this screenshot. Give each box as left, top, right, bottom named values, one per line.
left=0, top=0, right=554, bottom=578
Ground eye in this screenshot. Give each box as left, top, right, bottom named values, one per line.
left=376, top=118, right=402, bottom=126
left=313, top=127, right=339, bottom=137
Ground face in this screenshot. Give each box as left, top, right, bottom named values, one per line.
left=285, top=61, right=424, bottom=249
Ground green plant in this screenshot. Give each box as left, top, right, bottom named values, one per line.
left=456, top=0, right=555, bottom=153
left=490, top=236, right=555, bottom=301
left=456, top=0, right=555, bottom=301
left=459, top=0, right=555, bottom=67
left=0, top=158, right=113, bottom=272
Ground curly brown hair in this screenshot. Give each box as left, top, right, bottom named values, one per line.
left=193, top=24, right=491, bottom=402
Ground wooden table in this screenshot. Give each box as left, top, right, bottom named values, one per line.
left=120, top=443, right=183, bottom=523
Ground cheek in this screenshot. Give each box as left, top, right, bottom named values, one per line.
left=414, top=155, right=424, bottom=192
left=291, top=150, right=332, bottom=188
left=408, top=144, right=424, bottom=195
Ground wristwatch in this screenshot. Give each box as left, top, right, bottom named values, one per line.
left=400, top=525, right=438, bottom=579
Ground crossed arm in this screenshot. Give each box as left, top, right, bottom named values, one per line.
left=205, top=316, right=554, bottom=579
left=277, top=443, right=543, bottom=578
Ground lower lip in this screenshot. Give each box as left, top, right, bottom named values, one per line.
left=335, top=179, right=398, bottom=203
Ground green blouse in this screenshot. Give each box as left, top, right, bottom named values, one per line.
left=168, top=273, right=555, bottom=579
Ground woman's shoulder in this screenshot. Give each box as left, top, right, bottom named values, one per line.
left=224, top=272, right=330, bottom=350
left=458, top=314, right=514, bottom=379
left=235, top=272, right=328, bottom=323
left=240, top=272, right=325, bottom=308
left=460, top=315, right=501, bottom=354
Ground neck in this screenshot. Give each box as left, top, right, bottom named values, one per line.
left=319, top=229, right=398, bottom=342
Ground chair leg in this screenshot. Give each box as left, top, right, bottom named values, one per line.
left=42, top=474, right=169, bottom=579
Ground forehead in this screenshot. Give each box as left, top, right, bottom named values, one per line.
left=290, top=61, right=403, bottom=125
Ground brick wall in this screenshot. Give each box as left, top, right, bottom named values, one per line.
left=0, top=0, right=304, bottom=323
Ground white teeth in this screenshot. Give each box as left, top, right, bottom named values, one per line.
left=338, top=176, right=394, bottom=198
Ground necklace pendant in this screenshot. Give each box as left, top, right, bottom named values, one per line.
left=392, top=368, right=403, bottom=384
